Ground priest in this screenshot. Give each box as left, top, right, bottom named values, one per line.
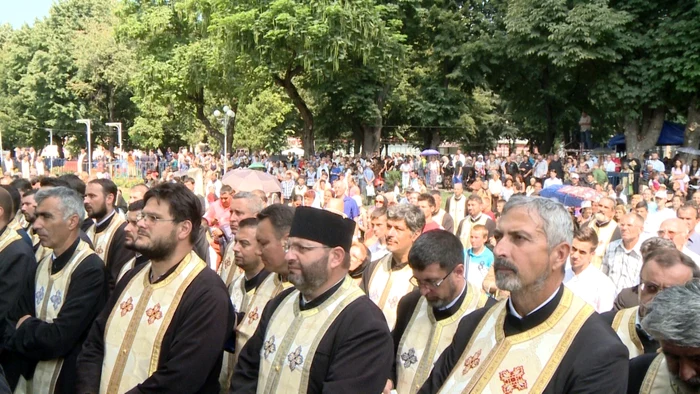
left=76, top=182, right=234, bottom=393
left=628, top=280, right=700, bottom=393
left=418, top=196, right=628, bottom=393
left=115, top=199, right=150, bottom=282
left=391, top=230, right=492, bottom=394
left=83, top=179, right=134, bottom=290
left=1, top=186, right=105, bottom=393
left=362, top=204, right=424, bottom=329
left=218, top=217, right=273, bottom=393
left=601, top=247, right=699, bottom=358
left=218, top=192, right=264, bottom=286
left=231, top=207, right=393, bottom=393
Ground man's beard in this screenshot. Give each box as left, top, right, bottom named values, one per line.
left=139, top=229, right=178, bottom=260
left=288, top=255, right=329, bottom=295
left=124, top=238, right=146, bottom=254
left=426, top=279, right=456, bottom=309
left=494, top=258, right=548, bottom=293
left=23, top=213, right=35, bottom=223
left=671, top=371, right=700, bottom=391
left=88, top=203, right=108, bottom=220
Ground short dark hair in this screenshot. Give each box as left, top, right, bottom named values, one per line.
left=10, top=178, right=32, bottom=196
left=371, top=207, right=387, bottom=219
left=408, top=230, right=464, bottom=271
left=238, top=217, right=259, bottom=230
left=23, top=189, right=37, bottom=198
left=643, top=247, right=700, bottom=279
left=220, top=185, right=233, bottom=195
left=1, top=185, right=20, bottom=219
left=58, top=174, right=86, bottom=196
left=573, top=226, right=598, bottom=252
left=635, top=201, right=648, bottom=210
left=40, top=177, right=70, bottom=189
left=417, top=193, right=436, bottom=208
left=0, top=187, right=13, bottom=223
left=679, top=203, right=699, bottom=219
left=128, top=199, right=145, bottom=212
left=88, top=179, right=118, bottom=203
left=257, top=204, right=295, bottom=239
left=143, top=183, right=202, bottom=244
left=467, top=194, right=482, bottom=204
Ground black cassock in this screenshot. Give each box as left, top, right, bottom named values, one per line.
left=418, top=286, right=630, bottom=394
left=1, top=237, right=106, bottom=393
left=600, top=309, right=660, bottom=354
left=76, top=260, right=234, bottom=394
left=231, top=280, right=394, bottom=394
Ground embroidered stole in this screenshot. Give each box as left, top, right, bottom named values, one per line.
left=257, top=277, right=364, bottom=394
left=218, top=241, right=243, bottom=286
left=396, top=285, right=486, bottom=394
left=0, top=227, right=21, bottom=254
left=219, top=273, right=286, bottom=393
left=100, top=252, right=206, bottom=394
left=457, top=216, right=489, bottom=250
left=448, top=197, right=466, bottom=228
left=437, top=289, right=593, bottom=393
left=589, top=221, right=618, bottom=269
left=9, top=214, right=23, bottom=231
left=116, top=256, right=137, bottom=283
left=611, top=306, right=644, bottom=359
left=90, top=214, right=125, bottom=264
left=19, top=241, right=93, bottom=394
left=367, top=254, right=415, bottom=329
left=640, top=354, right=681, bottom=394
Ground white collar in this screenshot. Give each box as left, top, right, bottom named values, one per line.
left=436, top=281, right=466, bottom=311
left=95, top=209, right=116, bottom=227
left=507, top=287, right=560, bottom=319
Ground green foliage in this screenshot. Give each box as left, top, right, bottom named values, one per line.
left=234, top=88, right=293, bottom=152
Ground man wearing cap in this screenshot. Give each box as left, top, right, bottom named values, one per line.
left=646, top=190, right=677, bottom=234
left=567, top=172, right=580, bottom=186
left=231, top=207, right=393, bottom=393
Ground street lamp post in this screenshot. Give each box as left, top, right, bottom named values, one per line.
left=44, top=128, right=54, bottom=173
left=77, top=119, right=92, bottom=175
left=105, top=122, right=123, bottom=154
left=213, top=106, right=235, bottom=173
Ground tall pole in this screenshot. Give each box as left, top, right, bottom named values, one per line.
left=77, top=119, right=92, bottom=175
left=224, top=116, right=228, bottom=171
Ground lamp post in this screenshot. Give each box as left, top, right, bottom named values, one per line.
left=105, top=122, right=123, bottom=155
left=213, top=106, right=235, bottom=172
left=76, top=119, right=92, bottom=175
left=44, top=128, right=54, bottom=172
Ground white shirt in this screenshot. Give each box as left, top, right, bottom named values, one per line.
left=604, top=160, right=616, bottom=172
left=646, top=208, right=677, bottom=234
left=543, top=177, right=562, bottom=189
left=564, top=264, right=617, bottom=313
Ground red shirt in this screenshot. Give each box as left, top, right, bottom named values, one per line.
left=422, top=221, right=442, bottom=233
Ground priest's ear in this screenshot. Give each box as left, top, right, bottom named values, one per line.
left=67, top=213, right=80, bottom=230
left=328, top=246, right=346, bottom=270
left=550, top=241, right=570, bottom=274
left=176, top=219, right=193, bottom=241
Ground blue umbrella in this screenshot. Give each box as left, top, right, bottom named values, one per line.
left=420, top=149, right=440, bottom=156
left=539, top=185, right=586, bottom=207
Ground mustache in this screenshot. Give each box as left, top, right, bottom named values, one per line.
left=494, top=258, right=518, bottom=273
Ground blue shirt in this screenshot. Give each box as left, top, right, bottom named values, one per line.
left=330, top=167, right=341, bottom=183
left=363, top=168, right=375, bottom=184
left=343, top=196, right=360, bottom=219
left=465, top=247, right=495, bottom=287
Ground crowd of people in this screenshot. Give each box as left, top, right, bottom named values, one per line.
left=0, top=144, right=699, bottom=394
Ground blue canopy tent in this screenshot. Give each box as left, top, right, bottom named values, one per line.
left=607, top=121, right=685, bottom=149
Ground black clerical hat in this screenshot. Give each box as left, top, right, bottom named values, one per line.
left=289, top=207, right=355, bottom=252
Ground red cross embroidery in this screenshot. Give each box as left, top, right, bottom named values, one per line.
left=247, top=307, right=260, bottom=324
left=146, top=303, right=163, bottom=324
left=119, top=297, right=134, bottom=317
left=462, top=349, right=481, bottom=375
left=499, top=366, right=528, bottom=394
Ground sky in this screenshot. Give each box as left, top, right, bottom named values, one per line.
left=1, top=0, right=54, bottom=28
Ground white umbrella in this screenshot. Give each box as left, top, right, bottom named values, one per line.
left=282, top=147, right=304, bottom=155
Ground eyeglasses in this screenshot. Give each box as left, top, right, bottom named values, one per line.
left=409, top=265, right=457, bottom=289
left=284, top=242, right=330, bottom=255
left=375, top=200, right=384, bottom=204
left=137, top=212, right=178, bottom=225
left=657, top=229, right=680, bottom=237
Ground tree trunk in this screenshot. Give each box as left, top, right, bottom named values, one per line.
left=541, top=103, right=556, bottom=154
left=430, top=129, right=441, bottom=149
left=352, top=125, right=362, bottom=156
left=192, top=87, right=223, bottom=146
left=624, top=107, right=665, bottom=159
left=273, top=66, right=314, bottom=158
left=683, top=96, right=700, bottom=148
left=361, top=123, right=382, bottom=159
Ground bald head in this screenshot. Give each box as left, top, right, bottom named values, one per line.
left=129, top=184, right=149, bottom=204
left=659, top=218, right=690, bottom=250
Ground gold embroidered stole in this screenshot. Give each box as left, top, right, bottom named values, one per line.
left=93, top=213, right=125, bottom=264
left=219, top=273, right=284, bottom=394
left=100, top=252, right=206, bottom=394
left=218, top=241, right=242, bottom=286
left=640, top=354, right=681, bottom=394
left=437, top=289, right=593, bottom=394
left=19, top=214, right=29, bottom=230
left=29, top=241, right=93, bottom=393
left=9, top=214, right=22, bottom=231
left=611, top=306, right=644, bottom=359
left=396, top=285, right=484, bottom=394
left=367, top=254, right=415, bottom=329
left=116, top=256, right=137, bottom=283
left=589, top=221, right=618, bottom=269
left=257, top=277, right=364, bottom=394
left=457, top=216, right=489, bottom=249
left=0, top=227, right=21, bottom=253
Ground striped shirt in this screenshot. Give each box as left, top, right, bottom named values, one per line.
left=601, top=239, right=644, bottom=294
